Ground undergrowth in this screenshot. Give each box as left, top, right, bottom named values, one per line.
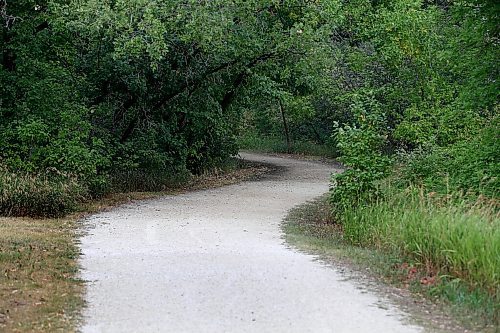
left=343, top=188, right=499, bottom=292
left=342, top=187, right=499, bottom=326
left=238, top=134, right=338, bottom=158
left=0, top=171, right=86, bottom=218
left=0, top=157, right=249, bottom=218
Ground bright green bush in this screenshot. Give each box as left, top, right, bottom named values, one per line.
left=330, top=93, right=391, bottom=217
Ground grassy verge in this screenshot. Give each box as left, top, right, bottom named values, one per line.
left=238, top=134, right=338, bottom=158
left=0, top=217, right=82, bottom=332
left=283, top=195, right=499, bottom=333
left=0, top=159, right=270, bottom=332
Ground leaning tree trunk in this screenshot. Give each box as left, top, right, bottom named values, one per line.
left=278, top=99, right=291, bottom=154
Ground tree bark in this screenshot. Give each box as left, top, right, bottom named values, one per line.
left=278, top=99, right=291, bottom=154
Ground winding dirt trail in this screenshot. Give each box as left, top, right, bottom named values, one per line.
left=79, top=153, right=425, bottom=333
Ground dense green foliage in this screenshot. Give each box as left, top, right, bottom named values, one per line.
left=399, top=117, right=500, bottom=198
left=1, top=0, right=339, bottom=215
left=323, top=0, right=499, bottom=325
left=329, top=0, right=499, bottom=205
left=327, top=0, right=499, bottom=223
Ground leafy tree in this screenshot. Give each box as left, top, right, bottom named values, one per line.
left=1, top=0, right=341, bottom=182
left=328, top=0, right=499, bottom=211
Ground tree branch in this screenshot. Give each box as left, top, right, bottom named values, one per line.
left=119, top=51, right=277, bottom=143
left=1, top=0, right=21, bottom=29
left=220, top=52, right=277, bottom=112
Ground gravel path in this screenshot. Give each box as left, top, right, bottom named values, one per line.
left=79, top=153, right=424, bottom=333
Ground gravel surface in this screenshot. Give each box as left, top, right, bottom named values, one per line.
left=79, top=152, right=425, bottom=333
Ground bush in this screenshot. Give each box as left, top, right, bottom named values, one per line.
left=399, top=117, right=500, bottom=197
left=0, top=170, right=87, bottom=218
left=330, top=93, right=391, bottom=217
left=86, top=175, right=112, bottom=199
left=109, top=169, right=190, bottom=193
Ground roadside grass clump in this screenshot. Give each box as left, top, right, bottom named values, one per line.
left=0, top=170, right=87, bottom=218
left=342, top=188, right=499, bottom=290
left=341, top=187, right=500, bottom=325
left=0, top=157, right=259, bottom=219
left=108, top=157, right=250, bottom=193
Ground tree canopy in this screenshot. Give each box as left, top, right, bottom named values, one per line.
left=1, top=0, right=339, bottom=177
left=1, top=0, right=498, bottom=213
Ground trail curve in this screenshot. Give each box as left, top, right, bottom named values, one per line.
left=79, top=152, right=425, bottom=333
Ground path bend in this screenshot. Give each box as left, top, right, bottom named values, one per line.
left=79, top=152, right=424, bottom=333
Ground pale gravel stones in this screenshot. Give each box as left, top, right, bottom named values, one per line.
left=79, top=153, right=425, bottom=333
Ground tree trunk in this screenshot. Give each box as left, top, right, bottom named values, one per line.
left=278, top=99, right=291, bottom=154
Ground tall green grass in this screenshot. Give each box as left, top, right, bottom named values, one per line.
left=341, top=187, right=499, bottom=323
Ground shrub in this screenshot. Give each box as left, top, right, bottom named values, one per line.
left=0, top=170, right=87, bottom=218
left=330, top=93, right=391, bottom=217
left=341, top=186, right=500, bottom=306
left=399, top=116, right=499, bottom=197
left=109, top=169, right=190, bottom=193
left=86, top=174, right=112, bottom=199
